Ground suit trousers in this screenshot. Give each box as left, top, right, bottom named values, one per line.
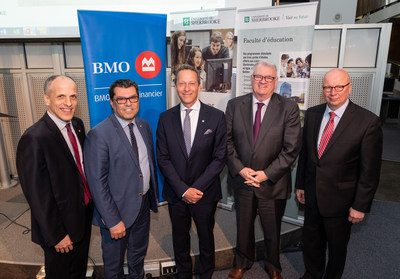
left=168, top=200, right=218, bottom=279
left=233, top=188, right=286, bottom=272
left=302, top=205, right=352, bottom=279
left=100, top=193, right=150, bottom=279
left=42, top=200, right=93, bottom=279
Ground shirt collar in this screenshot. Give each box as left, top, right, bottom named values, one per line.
left=180, top=99, right=201, bottom=112
left=114, top=113, right=136, bottom=129
left=325, top=99, right=349, bottom=119
left=252, top=94, right=271, bottom=106
left=47, top=111, right=70, bottom=130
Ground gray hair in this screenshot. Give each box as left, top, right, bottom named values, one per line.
left=252, top=61, right=277, bottom=75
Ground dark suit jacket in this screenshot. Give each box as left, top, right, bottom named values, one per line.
left=156, top=102, right=227, bottom=204
left=84, top=114, right=158, bottom=229
left=16, top=113, right=87, bottom=247
left=226, top=93, right=302, bottom=199
left=295, top=101, right=383, bottom=217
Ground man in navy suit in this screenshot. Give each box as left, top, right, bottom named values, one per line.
left=84, top=79, right=158, bottom=279
left=17, top=75, right=93, bottom=279
left=295, top=69, right=382, bottom=279
left=156, top=64, right=227, bottom=279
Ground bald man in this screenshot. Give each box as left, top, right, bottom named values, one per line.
left=295, top=69, right=383, bottom=279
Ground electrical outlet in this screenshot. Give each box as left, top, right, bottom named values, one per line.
left=161, top=261, right=176, bottom=275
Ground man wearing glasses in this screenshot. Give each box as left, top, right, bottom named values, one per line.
left=84, top=79, right=159, bottom=279
left=295, top=69, right=382, bottom=279
left=226, top=61, right=301, bottom=279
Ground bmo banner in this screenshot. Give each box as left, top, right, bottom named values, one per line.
left=77, top=10, right=167, bottom=129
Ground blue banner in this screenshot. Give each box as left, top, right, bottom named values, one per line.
left=78, top=10, right=167, bottom=200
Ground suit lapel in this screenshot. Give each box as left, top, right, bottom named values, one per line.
left=171, top=105, right=189, bottom=158
left=110, top=114, right=140, bottom=169
left=312, top=106, right=325, bottom=159
left=191, top=102, right=209, bottom=156
left=71, top=118, right=85, bottom=147
left=239, top=94, right=254, bottom=149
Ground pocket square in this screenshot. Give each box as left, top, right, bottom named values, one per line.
left=204, top=129, right=213, bottom=135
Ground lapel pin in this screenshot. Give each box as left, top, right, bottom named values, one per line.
left=202, top=120, right=205, bottom=123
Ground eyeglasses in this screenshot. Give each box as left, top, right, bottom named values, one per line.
left=252, top=75, right=276, bottom=82
left=113, top=96, right=139, bottom=104
left=323, top=83, right=350, bottom=93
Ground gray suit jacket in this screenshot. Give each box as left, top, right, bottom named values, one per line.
left=226, top=93, right=301, bottom=199
left=84, top=114, right=158, bottom=229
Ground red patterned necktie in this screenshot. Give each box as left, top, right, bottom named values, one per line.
left=66, top=123, right=91, bottom=205
left=253, top=102, right=264, bottom=145
left=318, top=111, right=336, bottom=158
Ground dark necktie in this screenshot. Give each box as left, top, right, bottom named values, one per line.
left=253, top=102, right=264, bottom=145
left=65, top=123, right=91, bottom=205
left=128, top=123, right=139, bottom=159
left=318, top=111, right=336, bottom=158
left=183, top=109, right=192, bottom=155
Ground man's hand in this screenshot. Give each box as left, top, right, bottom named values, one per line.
left=239, top=167, right=267, bottom=187
left=54, top=234, right=73, bottom=253
left=296, top=189, right=305, bottom=204
left=110, top=221, right=126, bottom=239
left=348, top=207, right=365, bottom=223
left=182, top=188, right=204, bottom=204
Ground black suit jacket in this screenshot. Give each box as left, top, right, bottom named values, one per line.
left=226, top=93, right=302, bottom=199
left=16, top=113, right=88, bottom=247
left=295, top=101, right=383, bottom=217
left=156, top=102, right=227, bottom=204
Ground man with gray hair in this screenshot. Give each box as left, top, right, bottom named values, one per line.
left=226, top=61, right=301, bottom=279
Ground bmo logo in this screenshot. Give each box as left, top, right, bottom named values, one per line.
left=135, top=51, right=161, bottom=79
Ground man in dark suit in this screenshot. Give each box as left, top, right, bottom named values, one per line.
left=156, top=64, right=227, bottom=279
left=84, top=79, right=158, bottom=279
left=226, top=61, right=302, bottom=279
left=295, top=68, right=382, bottom=279
left=16, top=75, right=93, bottom=279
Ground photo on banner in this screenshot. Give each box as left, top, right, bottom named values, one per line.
left=169, top=8, right=236, bottom=111
left=236, top=2, right=318, bottom=110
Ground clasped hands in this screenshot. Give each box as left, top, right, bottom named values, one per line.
left=182, top=187, right=203, bottom=204
left=239, top=167, right=267, bottom=187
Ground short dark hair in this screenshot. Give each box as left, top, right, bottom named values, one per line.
left=109, top=79, right=139, bottom=100
left=295, top=57, right=303, bottom=64
left=174, top=64, right=200, bottom=85
left=281, top=54, right=289, bottom=61
left=210, top=31, right=224, bottom=44
left=44, top=75, right=76, bottom=95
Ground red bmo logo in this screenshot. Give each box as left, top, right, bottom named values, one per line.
left=135, top=51, right=161, bottom=79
